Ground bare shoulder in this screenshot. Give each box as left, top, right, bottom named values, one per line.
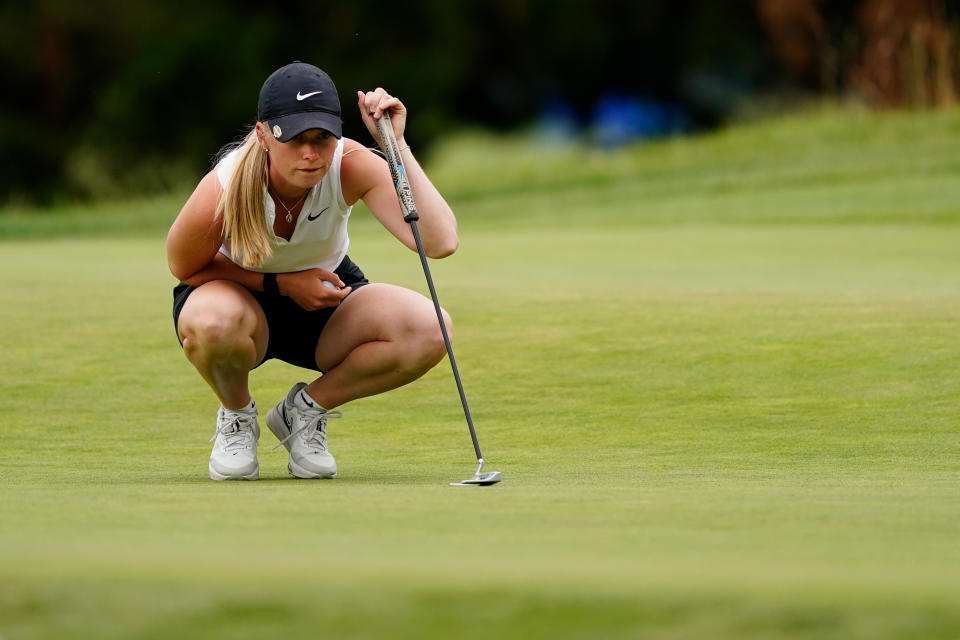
left=340, top=137, right=388, bottom=205
left=182, top=170, right=222, bottom=213
left=341, top=137, right=368, bottom=156
left=340, top=137, right=380, bottom=169
left=172, top=170, right=224, bottom=237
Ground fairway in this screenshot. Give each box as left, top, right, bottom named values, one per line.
left=2, top=108, right=959, bottom=638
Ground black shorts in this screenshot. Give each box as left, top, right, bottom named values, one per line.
left=172, top=255, right=369, bottom=372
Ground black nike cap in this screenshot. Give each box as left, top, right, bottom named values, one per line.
left=257, top=61, right=342, bottom=141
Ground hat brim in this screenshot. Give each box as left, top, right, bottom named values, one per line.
left=269, top=111, right=342, bottom=142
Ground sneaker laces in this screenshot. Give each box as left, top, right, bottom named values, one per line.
left=272, top=409, right=342, bottom=452
left=210, top=413, right=256, bottom=452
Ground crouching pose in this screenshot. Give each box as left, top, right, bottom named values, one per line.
left=166, top=62, right=457, bottom=480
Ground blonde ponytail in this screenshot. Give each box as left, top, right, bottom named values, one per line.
left=215, top=127, right=271, bottom=267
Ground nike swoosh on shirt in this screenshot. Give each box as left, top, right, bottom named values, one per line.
left=307, top=206, right=329, bottom=221
left=297, top=91, right=323, bottom=101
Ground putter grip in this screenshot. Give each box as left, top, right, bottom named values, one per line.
left=375, top=111, right=419, bottom=222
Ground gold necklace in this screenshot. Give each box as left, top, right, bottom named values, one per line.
left=271, top=187, right=309, bottom=223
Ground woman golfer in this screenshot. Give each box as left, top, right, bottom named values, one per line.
left=166, top=62, right=458, bottom=480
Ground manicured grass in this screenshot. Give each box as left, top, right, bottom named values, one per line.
left=1, top=107, right=959, bottom=638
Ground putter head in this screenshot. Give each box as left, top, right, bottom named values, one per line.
left=449, top=470, right=501, bottom=486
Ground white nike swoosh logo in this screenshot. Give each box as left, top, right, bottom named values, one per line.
left=297, top=91, right=323, bottom=101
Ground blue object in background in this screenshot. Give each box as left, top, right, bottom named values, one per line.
left=590, top=94, right=690, bottom=148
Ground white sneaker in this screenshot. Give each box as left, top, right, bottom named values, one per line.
left=266, top=383, right=340, bottom=479
left=208, top=405, right=260, bottom=481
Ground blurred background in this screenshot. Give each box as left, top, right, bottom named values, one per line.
left=2, top=0, right=959, bottom=205
left=3, top=5, right=960, bottom=637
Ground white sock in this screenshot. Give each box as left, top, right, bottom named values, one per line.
left=295, top=389, right=326, bottom=413
left=224, top=399, right=256, bottom=415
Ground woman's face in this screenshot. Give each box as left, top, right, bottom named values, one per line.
left=260, top=124, right=337, bottom=193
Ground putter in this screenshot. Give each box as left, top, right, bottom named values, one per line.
left=375, top=111, right=501, bottom=487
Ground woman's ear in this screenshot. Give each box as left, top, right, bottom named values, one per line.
left=255, top=122, right=267, bottom=150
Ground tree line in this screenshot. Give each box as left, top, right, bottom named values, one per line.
left=2, top=0, right=957, bottom=204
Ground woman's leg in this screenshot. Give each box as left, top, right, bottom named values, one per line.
left=177, top=280, right=269, bottom=409
left=305, top=283, right=452, bottom=409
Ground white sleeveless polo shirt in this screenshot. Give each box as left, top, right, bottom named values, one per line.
left=215, top=138, right=352, bottom=273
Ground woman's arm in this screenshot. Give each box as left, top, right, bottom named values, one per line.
left=166, top=173, right=263, bottom=289
left=184, top=253, right=351, bottom=310
left=341, top=90, right=458, bottom=259
left=166, top=170, right=349, bottom=309
left=166, top=174, right=268, bottom=290
left=166, top=170, right=226, bottom=282
left=180, top=252, right=263, bottom=289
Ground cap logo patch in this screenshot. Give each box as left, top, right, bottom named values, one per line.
left=297, top=90, right=323, bottom=101
left=272, top=125, right=282, bottom=138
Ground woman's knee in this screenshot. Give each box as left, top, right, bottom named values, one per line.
left=178, top=287, right=261, bottom=352
left=411, top=306, right=452, bottom=367
left=181, top=308, right=247, bottom=348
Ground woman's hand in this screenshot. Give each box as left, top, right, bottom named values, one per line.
left=277, top=269, right=352, bottom=310
left=357, top=88, right=406, bottom=146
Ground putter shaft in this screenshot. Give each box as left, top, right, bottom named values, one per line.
left=408, top=218, right=483, bottom=461
left=375, top=112, right=482, bottom=461
left=376, top=111, right=498, bottom=485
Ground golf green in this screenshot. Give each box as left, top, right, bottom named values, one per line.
left=1, top=107, right=959, bottom=638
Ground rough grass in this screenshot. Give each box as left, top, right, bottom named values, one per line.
left=1, top=106, right=959, bottom=639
